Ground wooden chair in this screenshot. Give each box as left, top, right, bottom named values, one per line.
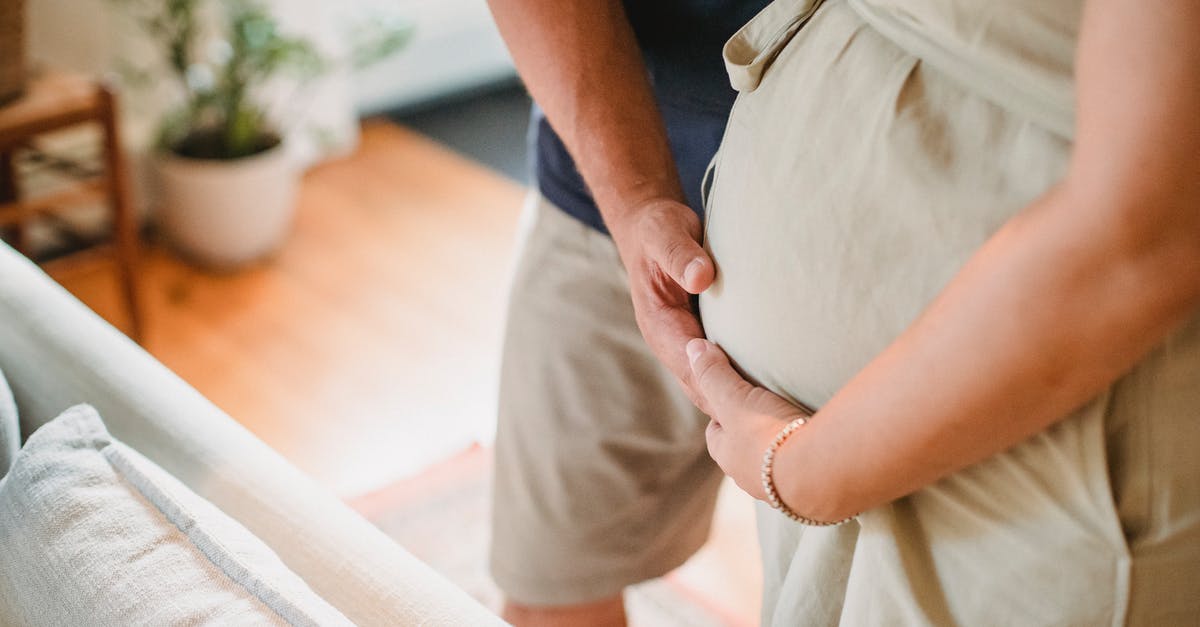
left=0, top=70, right=143, bottom=341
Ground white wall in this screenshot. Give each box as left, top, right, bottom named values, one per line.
left=26, top=0, right=516, bottom=160
left=351, top=0, right=515, bottom=115
left=26, top=0, right=115, bottom=78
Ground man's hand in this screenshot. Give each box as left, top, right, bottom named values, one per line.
left=487, top=0, right=718, bottom=410
left=687, top=338, right=804, bottom=501
left=608, top=198, right=716, bottom=410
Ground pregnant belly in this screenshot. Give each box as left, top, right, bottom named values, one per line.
left=698, top=4, right=1143, bottom=624
left=696, top=5, right=1069, bottom=409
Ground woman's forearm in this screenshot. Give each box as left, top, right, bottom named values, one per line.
left=774, top=0, right=1200, bottom=522
left=777, top=184, right=1200, bottom=521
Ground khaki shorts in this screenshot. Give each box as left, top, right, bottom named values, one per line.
left=489, top=195, right=724, bottom=606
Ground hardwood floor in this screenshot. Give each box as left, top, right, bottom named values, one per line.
left=49, top=120, right=526, bottom=495
left=48, top=119, right=761, bottom=624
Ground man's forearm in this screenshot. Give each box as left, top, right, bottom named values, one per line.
left=488, top=0, right=718, bottom=396
left=486, top=0, right=684, bottom=218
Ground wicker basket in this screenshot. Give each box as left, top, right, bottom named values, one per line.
left=0, top=0, right=27, bottom=105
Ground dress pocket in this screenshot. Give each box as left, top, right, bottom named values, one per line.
left=723, top=0, right=828, bottom=93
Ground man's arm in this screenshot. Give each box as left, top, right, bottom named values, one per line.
left=692, top=0, right=1200, bottom=521
left=486, top=0, right=716, bottom=403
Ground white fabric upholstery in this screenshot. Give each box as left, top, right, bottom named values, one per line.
left=0, top=405, right=354, bottom=626
left=0, top=242, right=505, bottom=626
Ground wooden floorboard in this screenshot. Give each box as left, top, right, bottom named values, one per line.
left=49, top=120, right=526, bottom=495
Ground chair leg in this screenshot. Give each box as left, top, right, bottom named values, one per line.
left=98, top=85, right=145, bottom=343
left=0, top=149, right=28, bottom=254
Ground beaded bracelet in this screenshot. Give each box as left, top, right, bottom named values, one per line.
left=761, top=416, right=856, bottom=526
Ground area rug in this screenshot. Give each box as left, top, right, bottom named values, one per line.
left=347, top=445, right=742, bottom=626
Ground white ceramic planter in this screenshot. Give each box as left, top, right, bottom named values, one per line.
left=155, top=144, right=298, bottom=269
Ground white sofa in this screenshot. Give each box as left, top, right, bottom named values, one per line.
left=0, top=241, right=505, bottom=626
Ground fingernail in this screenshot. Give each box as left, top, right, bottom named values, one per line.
left=683, top=258, right=704, bottom=287
left=686, top=338, right=708, bottom=365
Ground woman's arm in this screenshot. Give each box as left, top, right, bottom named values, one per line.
left=695, top=0, right=1200, bottom=522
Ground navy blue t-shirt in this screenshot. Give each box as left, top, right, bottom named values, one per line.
left=533, top=1, right=770, bottom=234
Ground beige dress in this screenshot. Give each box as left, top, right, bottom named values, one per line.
left=699, top=0, right=1200, bottom=624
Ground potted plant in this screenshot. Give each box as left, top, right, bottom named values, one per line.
left=115, top=0, right=410, bottom=268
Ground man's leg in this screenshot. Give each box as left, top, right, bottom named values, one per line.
left=502, top=596, right=626, bottom=627
left=490, top=195, right=724, bottom=625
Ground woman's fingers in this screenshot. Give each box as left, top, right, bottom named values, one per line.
left=705, top=419, right=729, bottom=470
left=690, top=339, right=803, bottom=501
left=687, top=338, right=755, bottom=414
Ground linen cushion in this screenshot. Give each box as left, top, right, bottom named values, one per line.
left=0, top=404, right=354, bottom=626
left=0, top=368, right=16, bottom=478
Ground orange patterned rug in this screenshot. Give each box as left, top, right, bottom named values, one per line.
left=346, top=445, right=745, bottom=627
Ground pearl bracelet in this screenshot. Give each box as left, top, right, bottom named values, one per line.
left=761, top=415, right=856, bottom=526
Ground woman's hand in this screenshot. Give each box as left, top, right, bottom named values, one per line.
left=687, top=338, right=808, bottom=501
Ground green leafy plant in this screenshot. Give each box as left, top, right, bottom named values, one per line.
left=114, top=0, right=411, bottom=160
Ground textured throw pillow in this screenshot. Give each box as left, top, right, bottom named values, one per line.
left=0, top=368, right=17, bottom=478
left=0, top=405, right=354, bottom=626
